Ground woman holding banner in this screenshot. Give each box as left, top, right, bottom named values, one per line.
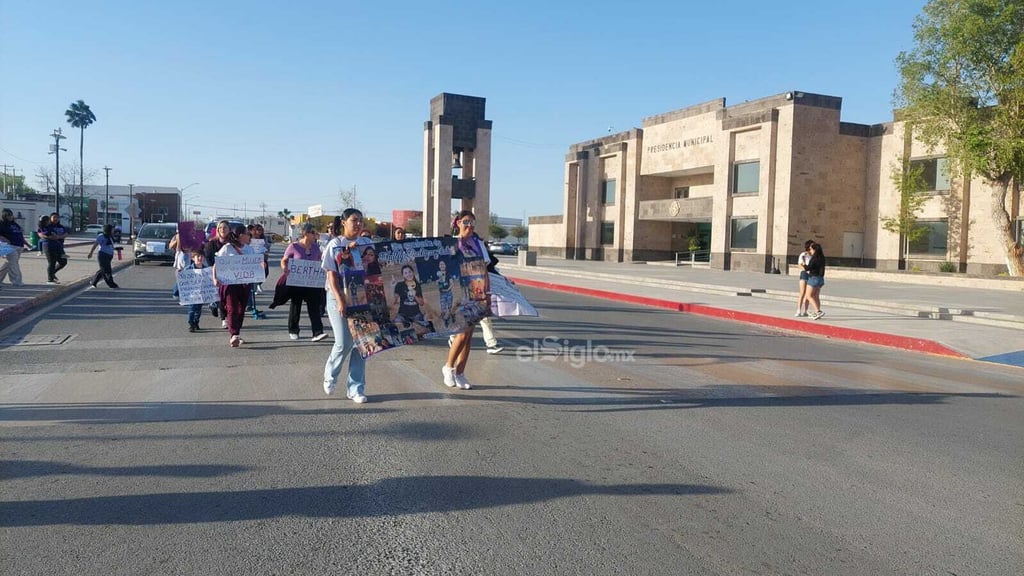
left=280, top=223, right=326, bottom=341
left=441, top=210, right=490, bottom=391
left=321, top=209, right=374, bottom=403
left=213, top=223, right=258, bottom=348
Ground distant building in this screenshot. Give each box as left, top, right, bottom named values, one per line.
left=529, top=90, right=1023, bottom=275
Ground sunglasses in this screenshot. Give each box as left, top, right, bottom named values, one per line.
left=459, top=219, right=476, bottom=226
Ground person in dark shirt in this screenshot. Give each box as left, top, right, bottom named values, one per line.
left=804, top=243, right=827, bottom=320
left=41, top=213, right=68, bottom=284
left=0, top=208, right=27, bottom=286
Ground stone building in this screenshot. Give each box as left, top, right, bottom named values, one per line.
left=529, top=91, right=1022, bottom=275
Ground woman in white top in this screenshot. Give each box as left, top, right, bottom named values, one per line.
left=795, top=239, right=814, bottom=317
left=213, top=223, right=258, bottom=347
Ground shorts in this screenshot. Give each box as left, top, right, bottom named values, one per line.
left=807, top=275, right=824, bottom=288
left=799, top=271, right=810, bottom=281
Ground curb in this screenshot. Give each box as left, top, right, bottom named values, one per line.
left=507, top=276, right=968, bottom=359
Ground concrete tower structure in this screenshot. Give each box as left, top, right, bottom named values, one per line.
left=422, top=93, right=492, bottom=237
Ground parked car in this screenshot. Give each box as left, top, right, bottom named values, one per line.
left=133, top=223, right=178, bottom=265
left=84, top=224, right=105, bottom=235
left=488, top=242, right=519, bottom=256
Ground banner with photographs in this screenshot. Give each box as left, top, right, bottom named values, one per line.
left=339, top=237, right=493, bottom=359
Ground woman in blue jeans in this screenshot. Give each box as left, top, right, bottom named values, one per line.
left=321, top=209, right=374, bottom=403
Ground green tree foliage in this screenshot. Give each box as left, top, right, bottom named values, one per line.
left=405, top=218, right=422, bottom=236
left=65, top=100, right=96, bottom=230
left=881, top=159, right=932, bottom=266
left=510, top=225, right=529, bottom=242
left=488, top=223, right=509, bottom=240
left=894, top=0, right=1024, bottom=275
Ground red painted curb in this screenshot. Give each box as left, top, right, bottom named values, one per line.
left=507, top=276, right=967, bottom=359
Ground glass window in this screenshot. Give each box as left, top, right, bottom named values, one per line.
left=601, top=221, right=614, bottom=245
left=910, top=157, right=951, bottom=193
left=674, top=187, right=690, bottom=199
left=732, top=161, right=759, bottom=195
left=601, top=179, right=616, bottom=205
left=909, top=220, right=949, bottom=255
left=730, top=217, right=757, bottom=250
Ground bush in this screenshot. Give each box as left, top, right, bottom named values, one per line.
left=939, top=261, right=957, bottom=273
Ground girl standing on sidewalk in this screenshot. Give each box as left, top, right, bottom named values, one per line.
left=795, top=239, right=813, bottom=317
left=805, top=243, right=827, bottom=320
left=86, top=224, right=120, bottom=289
left=213, top=223, right=257, bottom=347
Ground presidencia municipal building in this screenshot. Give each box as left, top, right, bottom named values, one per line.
left=528, top=91, right=1022, bottom=275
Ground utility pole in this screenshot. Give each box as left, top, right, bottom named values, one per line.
left=48, top=129, right=67, bottom=215
left=103, top=166, right=112, bottom=226
left=0, top=164, right=11, bottom=199
left=128, top=184, right=135, bottom=240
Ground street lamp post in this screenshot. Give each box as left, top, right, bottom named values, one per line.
left=48, top=128, right=67, bottom=215
left=128, top=184, right=135, bottom=240
left=177, top=182, right=199, bottom=223
left=103, top=166, right=112, bottom=226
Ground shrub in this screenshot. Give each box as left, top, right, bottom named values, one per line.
left=939, top=261, right=957, bottom=273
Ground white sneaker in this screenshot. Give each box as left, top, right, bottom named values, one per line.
left=347, top=392, right=368, bottom=404
left=323, top=379, right=336, bottom=395
left=221, top=319, right=228, bottom=329
left=485, top=345, right=504, bottom=354
left=442, top=365, right=456, bottom=388
left=812, top=310, right=826, bottom=320
left=311, top=333, right=327, bottom=342
left=454, top=372, right=472, bottom=390
left=289, top=333, right=299, bottom=340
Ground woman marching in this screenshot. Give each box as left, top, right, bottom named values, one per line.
left=213, top=223, right=259, bottom=347
left=441, top=210, right=490, bottom=391
left=321, top=209, right=374, bottom=403
left=86, top=224, right=120, bottom=289
left=280, top=222, right=326, bottom=341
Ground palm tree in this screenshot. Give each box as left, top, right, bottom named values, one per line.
left=277, top=208, right=292, bottom=221
left=65, top=100, right=96, bottom=230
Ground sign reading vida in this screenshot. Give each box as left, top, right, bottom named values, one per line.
left=214, top=255, right=264, bottom=285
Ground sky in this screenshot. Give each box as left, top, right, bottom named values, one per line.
left=0, top=0, right=928, bottom=224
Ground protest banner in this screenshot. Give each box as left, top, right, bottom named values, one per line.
left=250, top=238, right=267, bottom=255
left=176, top=267, right=218, bottom=305
left=337, top=237, right=498, bottom=358
left=489, top=273, right=539, bottom=317
left=214, top=254, right=264, bottom=285
left=286, top=259, right=327, bottom=288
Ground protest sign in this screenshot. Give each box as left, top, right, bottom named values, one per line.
left=177, top=221, right=206, bottom=251
left=214, top=254, right=264, bottom=285
left=176, top=267, right=218, bottom=305
left=250, top=238, right=267, bottom=255
left=286, top=259, right=326, bottom=288
left=146, top=241, right=166, bottom=254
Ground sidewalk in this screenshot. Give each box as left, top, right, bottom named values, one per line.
left=0, top=236, right=133, bottom=327
left=500, top=257, right=1024, bottom=368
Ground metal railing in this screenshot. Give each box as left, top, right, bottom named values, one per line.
left=674, top=249, right=711, bottom=266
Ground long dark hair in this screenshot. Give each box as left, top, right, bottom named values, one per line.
left=809, top=243, right=825, bottom=266
left=451, top=210, right=474, bottom=236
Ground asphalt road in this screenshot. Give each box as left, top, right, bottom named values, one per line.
left=1, top=262, right=1022, bottom=575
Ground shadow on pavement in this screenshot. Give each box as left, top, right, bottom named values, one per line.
left=0, top=475, right=732, bottom=526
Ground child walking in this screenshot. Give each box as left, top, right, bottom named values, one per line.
left=184, top=248, right=207, bottom=332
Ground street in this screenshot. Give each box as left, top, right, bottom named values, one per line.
left=1, top=262, right=1022, bottom=575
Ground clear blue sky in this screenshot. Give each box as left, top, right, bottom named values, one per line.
left=0, top=0, right=927, bottom=223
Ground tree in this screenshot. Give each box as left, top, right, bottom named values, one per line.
left=488, top=222, right=509, bottom=240
left=65, top=99, right=96, bottom=230
left=406, top=218, right=422, bottom=236
left=338, top=185, right=363, bottom=212
left=277, top=208, right=293, bottom=222
left=881, top=158, right=932, bottom=269
left=894, top=0, right=1024, bottom=275
left=510, top=225, right=529, bottom=243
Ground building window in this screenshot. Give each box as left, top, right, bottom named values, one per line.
left=730, top=217, right=758, bottom=250
left=910, top=157, right=951, bottom=193
left=732, top=161, right=759, bottom=195
left=601, top=179, right=616, bottom=205
left=909, top=219, right=949, bottom=255
left=673, top=187, right=690, bottom=199
left=601, top=221, right=615, bottom=245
